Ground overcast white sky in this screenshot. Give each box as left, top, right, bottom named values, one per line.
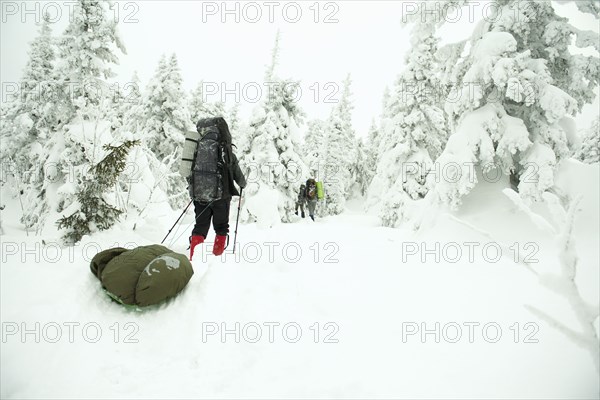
left=1, top=0, right=598, bottom=136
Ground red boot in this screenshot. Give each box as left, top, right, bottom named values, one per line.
left=190, top=235, right=204, bottom=261
left=213, top=235, right=227, bottom=256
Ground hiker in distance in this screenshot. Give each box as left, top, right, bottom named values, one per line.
left=305, top=178, right=318, bottom=221
left=179, top=117, right=246, bottom=260
left=295, top=183, right=306, bottom=218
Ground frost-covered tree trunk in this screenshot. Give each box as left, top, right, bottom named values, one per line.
left=239, top=32, right=307, bottom=224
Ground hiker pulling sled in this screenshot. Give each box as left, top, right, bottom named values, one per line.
left=178, top=117, right=246, bottom=260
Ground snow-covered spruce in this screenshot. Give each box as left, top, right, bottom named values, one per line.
left=188, top=81, right=227, bottom=124
left=0, top=14, right=59, bottom=171
left=576, top=118, right=600, bottom=164
left=360, top=119, right=381, bottom=197
left=434, top=0, right=598, bottom=207
left=22, top=0, right=127, bottom=235
left=319, top=74, right=358, bottom=216
left=239, top=32, right=307, bottom=225
left=137, top=53, right=193, bottom=210
left=368, top=19, right=448, bottom=227
left=57, top=140, right=139, bottom=243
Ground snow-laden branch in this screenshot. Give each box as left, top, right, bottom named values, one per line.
left=502, top=189, right=557, bottom=234
left=525, top=304, right=598, bottom=359
left=523, top=194, right=599, bottom=372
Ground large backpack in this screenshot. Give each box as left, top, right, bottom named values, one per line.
left=305, top=179, right=318, bottom=200
left=189, top=125, right=231, bottom=203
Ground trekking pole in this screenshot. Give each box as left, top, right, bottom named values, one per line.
left=161, top=199, right=193, bottom=244
left=232, top=188, right=243, bottom=254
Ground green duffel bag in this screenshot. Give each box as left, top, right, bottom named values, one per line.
left=90, top=244, right=194, bottom=307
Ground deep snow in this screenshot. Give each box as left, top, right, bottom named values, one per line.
left=1, top=161, right=598, bottom=399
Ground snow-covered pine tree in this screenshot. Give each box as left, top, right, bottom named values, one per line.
left=0, top=13, right=58, bottom=214
left=118, top=71, right=144, bottom=135
left=301, top=118, right=330, bottom=217
left=57, top=140, right=139, bottom=243
left=22, top=0, right=127, bottom=234
left=138, top=53, right=193, bottom=209
left=303, top=118, right=328, bottom=180
left=380, top=86, right=392, bottom=120
left=362, top=119, right=381, bottom=196
left=103, top=70, right=144, bottom=137
left=227, top=102, right=252, bottom=169
left=321, top=74, right=357, bottom=216
left=435, top=40, right=467, bottom=129
left=3, top=13, right=58, bottom=149
left=353, top=138, right=369, bottom=197
left=56, top=0, right=126, bottom=118
left=239, top=32, right=307, bottom=224
left=141, top=54, right=191, bottom=161
left=228, top=102, right=241, bottom=133
left=576, top=117, right=600, bottom=164
left=499, top=0, right=600, bottom=112
left=434, top=0, right=598, bottom=206
left=105, top=70, right=182, bottom=217
left=363, top=88, right=393, bottom=212
left=189, top=81, right=227, bottom=124
left=369, top=18, right=447, bottom=227
left=228, top=102, right=247, bottom=148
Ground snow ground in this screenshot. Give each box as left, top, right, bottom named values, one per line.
left=1, top=162, right=598, bottom=399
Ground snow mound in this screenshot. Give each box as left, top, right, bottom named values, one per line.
left=244, top=183, right=281, bottom=229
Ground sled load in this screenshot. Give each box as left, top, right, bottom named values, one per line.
left=90, top=244, right=194, bottom=307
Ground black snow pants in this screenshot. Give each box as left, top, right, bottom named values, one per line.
left=306, top=199, right=317, bottom=217
left=192, top=199, right=231, bottom=238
